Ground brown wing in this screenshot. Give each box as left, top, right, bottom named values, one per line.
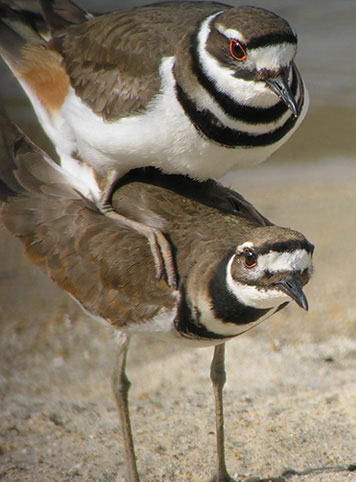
left=0, top=113, right=174, bottom=328
left=50, top=2, right=227, bottom=120
left=113, top=167, right=272, bottom=228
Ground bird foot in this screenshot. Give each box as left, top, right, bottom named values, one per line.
left=100, top=202, right=177, bottom=288
left=98, top=171, right=177, bottom=288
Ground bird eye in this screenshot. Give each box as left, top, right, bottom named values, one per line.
left=243, top=248, right=257, bottom=268
left=229, top=39, right=247, bottom=61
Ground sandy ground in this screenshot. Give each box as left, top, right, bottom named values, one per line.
left=1, top=160, right=356, bottom=482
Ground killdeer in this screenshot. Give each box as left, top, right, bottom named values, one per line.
left=0, top=0, right=308, bottom=287
left=0, top=110, right=313, bottom=482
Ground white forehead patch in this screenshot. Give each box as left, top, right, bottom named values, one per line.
left=246, top=43, right=296, bottom=71
left=257, top=249, right=312, bottom=274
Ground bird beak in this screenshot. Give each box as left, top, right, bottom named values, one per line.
left=265, top=69, right=299, bottom=118
left=275, top=274, right=309, bottom=311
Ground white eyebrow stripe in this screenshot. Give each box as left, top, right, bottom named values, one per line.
left=216, top=24, right=247, bottom=44
left=257, top=249, right=312, bottom=273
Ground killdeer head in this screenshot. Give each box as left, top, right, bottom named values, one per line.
left=185, top=5, right=301, bottom=114
left=175, top=223, right=313, bottom=341
left=226, top=226, right=312, bottom=311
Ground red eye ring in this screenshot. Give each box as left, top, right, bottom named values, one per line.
left=243, top=248, right=257, bottom=268
left=229, top=39, right=247, bottom=62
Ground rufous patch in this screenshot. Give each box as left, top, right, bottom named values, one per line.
left=16, top=45, right=70, bottom=115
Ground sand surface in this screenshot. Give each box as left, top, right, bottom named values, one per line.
left=1, top=160, right=356, bottom=482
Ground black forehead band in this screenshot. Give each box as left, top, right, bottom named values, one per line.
left=247, top=32, right=297, bottom=49
left=252, top=240, right=314, bottom=256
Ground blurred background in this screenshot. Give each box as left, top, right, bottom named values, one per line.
left=1, top=2, right=356, bottom=481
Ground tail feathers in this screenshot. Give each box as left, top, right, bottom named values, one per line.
left=39, top=0, right=93, bottom=32
left=0, top=108, right=28, bottom=201
left=0, top=106, right=83, bottom=204
left=0, top=0, right=50, bottom=39
left=0, top=3, right=45, bottom=69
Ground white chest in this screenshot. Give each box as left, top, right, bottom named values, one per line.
left=59, top=57, right=296, bottom=180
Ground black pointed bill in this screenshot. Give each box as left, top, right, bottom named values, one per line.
left=275, top=274, right=308, bottom=311
left=266, top=70, right=299, bottom=118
